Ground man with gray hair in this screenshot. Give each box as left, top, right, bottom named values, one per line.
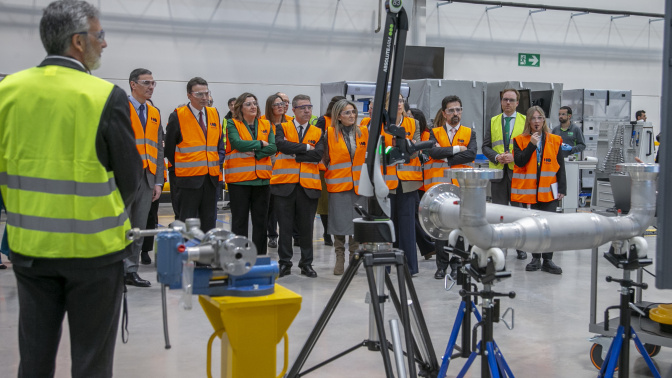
left=0, top=1, right=141, bottom=376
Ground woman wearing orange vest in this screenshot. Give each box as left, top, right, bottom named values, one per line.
left=382, top=93, right=423, bottom=275
left=324, top=99, right=368, bottom=275
left=225, top=92, right=277, bottom=256
left=512, top=106, right=566, bottom=275
left=315, top=96, right=346, bottom=248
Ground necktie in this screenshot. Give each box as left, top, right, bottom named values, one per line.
left=198, top=111, right=206, bottom=136
left=504, top=117, right=512, bottom=151
left=138, top=104, right=146, bottom=129
left=298, top=125, right=304, bottom=141
left=537, top=138, right=542, bottom=166
left=449, top=127, right=456, bottom=142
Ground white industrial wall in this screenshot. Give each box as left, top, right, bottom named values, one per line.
left=0, top=0, right=665, bottom=133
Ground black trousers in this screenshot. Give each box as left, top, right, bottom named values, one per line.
left=168, top=170, right=180, bottom=220
left=228, top=183, right=269, bottom=255
left=142, top=198, right=160, bottom=252
left=14, top=261, right=124, bottom=378
left=490, top=166, right=513, bottom=205
left=176, top=179, right=217, bottom=233
left=512, top=200, right=558, bottom=259
left=275, top=186, right=318, bottom=267
left=267, top=194, right=278, bottom=238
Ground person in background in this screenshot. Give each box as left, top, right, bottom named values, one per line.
left=262, top=93, right=286, bottom=248
left=512, top=106, right=566, bottom=275
left=224, top=97, right=236, bottom=120
left=225, top=92, right=276, bottom=255
left=0, top=1, right=142, bottom=375
left=315, top=95, right=347, bottom=247
left=636, top=110, right=647, bottom=122
left=411, top=108, right=438, bottom=261
left=551, top=106, right=585, bottom=158
left=324, top=99, right=367, bottom=274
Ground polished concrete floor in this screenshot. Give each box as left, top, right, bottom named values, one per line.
left=0, top=204, right=671, bottom=378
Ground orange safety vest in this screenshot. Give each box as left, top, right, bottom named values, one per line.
left=318, top=116, right=332, bottom=171
left=511, top=133, right=562, bottom=204
left=382, top=117, right=422, bottom=186
left=360, top=117, right=371, bottom=127
left=129, top=100, right=161, bottom=175
left=419, top=129, right=431, bottom=191
left=224, top=119, right=273, bottom=183
left=260, top=114, right=293, bottom=134
left=324, top=126, right=368, bottom=194
left=423, top=125, right=473, bottom=189
left=270, top=122, right=322, bottom=190
left=174, top=106, right=221, bottom=178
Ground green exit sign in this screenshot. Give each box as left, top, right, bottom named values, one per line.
left=518, top=53, right=540, bottom=67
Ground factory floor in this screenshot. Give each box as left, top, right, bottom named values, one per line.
left=0, top=203, right=670, bottom=378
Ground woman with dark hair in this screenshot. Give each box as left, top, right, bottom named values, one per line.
left=224, top=92, right=277, bottom=255
left=410, top=108, right=437, bottom=261
left=314, top=95, right=346, bottom=246
left=512, top=106, right=566, bottom=275
left=324, top=99, right=368, bottom=274
left=260, top=94, right=286, bottom=248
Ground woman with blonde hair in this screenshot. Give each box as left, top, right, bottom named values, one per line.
left=324, top=99, right=368, bottom=274
left=512, top=106, right=566, bottom=275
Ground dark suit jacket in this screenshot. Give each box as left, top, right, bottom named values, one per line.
left=271, top=122, right=324, bottom=199
left=165, top=104, right=225, bottom=189
left=427, top=125, right=478, bottom=166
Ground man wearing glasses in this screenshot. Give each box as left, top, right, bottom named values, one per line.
left=165, top=77, right=224, bottom=233
left=425, top=95, right=477, bottom=279
left=124, top=68, right=164, bottom=287
left=482, top=88, right=527, bottom=260
left=0, top=1, right=141, bottom=375
left=272, top=95, right=324, bottom=278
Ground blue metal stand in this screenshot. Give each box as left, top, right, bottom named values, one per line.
left=599, top=326, right=660, bottom=378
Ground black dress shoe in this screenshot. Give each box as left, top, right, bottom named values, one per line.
left=268, top=237, right=278, bottom=249
left=0, top=263, right=6, bottom=270
left=323, top=235, right=333, bottom=246
left=278, top=264, right=292, bottom=277
left=516, top=250, right=528, bottom=260
left=140, top=251, right=152, bottom=265
left=434, top=269, right=446, bottom=280
left=423, top=251, right=436, bottom=260
left=300, top=265, right=318, bottom=278
left=541, top=259, right=563, bottom=275
left=125, top=272, right=151, bottom=287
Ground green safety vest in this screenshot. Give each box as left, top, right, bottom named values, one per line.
left=0, top=65, right=131, bottom=258
left=489, top=113, right=526, bottom=170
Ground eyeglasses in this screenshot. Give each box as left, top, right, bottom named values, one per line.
left=272, top=103, right=285, bottom=108
left=445, top=107, right=463, bottom=114
left=191, top=91, right=211, bottom=99
left=531, top=116, right=545, bottom=121
left=243, top=101, right=258, bottom=107
left=340, top=110, right=357, bottom=116
left=74, top=29, right=105, bottom=42
left=501, top=98, right=517, bottom=103
left=294, top=105, right=313, bottom=111
left=135, top=80, right=157, bottom=88
left=398, top=98, right=405, bottom=104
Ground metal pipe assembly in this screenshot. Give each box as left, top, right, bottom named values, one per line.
left=419, top=164, right=658, bottom=254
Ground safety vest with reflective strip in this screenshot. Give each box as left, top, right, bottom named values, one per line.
left=260, top=114, right=293, bottom=134
left=489, top=113, right=526, bottom=170
left=360, top=117, right=371, bottom=127
left=224, top=119, right=273, bottom=183
left=423, top=125, right=474, bottom=189
left=511, top=133, right=562, bottom=204
left=317, top=116, right=332, bottom=172
left=174, top=106, right=221, bottom=178
left=419, top=130, right=431, bottom=191
left=271, top=122, right=322, bottom=189
left=0, top=65, right=131, bottom=258
left=382, top=117, right=422, bottom=183
left=324, top=126, right=368, bottom=194
left=129, top=100, right=161, bottom=175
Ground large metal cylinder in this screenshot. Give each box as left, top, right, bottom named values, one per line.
left=419, top=164, right=658, bottom=253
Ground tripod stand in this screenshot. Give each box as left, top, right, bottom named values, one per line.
left=286, top=243, right=439, bottom=377
left=598, top=244, right=661, bottom=378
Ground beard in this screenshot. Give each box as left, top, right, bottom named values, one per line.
left=83, top=40, right=101, bottom=71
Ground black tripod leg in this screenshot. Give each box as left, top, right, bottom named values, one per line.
left=364, top=262, right=395, bottom=377
left=403, top=261, right=440, bottom=372
left=286, top=254, right=364, bottom=378
left=384, top=271, right=426, bottom=366
left=395, top=260, right=418, bottom=377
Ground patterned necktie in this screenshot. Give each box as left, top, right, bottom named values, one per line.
left=198, top=111, right=206, bottom=136
left=449, top=127, right=456, bottom=143
left=138, top=104, right=146, bottom=129
left=298, top=125, right=304, bottom=141
left=504, top=117, right=512, bottom=150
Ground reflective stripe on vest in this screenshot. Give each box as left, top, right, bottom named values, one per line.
left=0, top=65, right=131, bottom=258
left=130, top=101, right=161, bottom=175
left=423, top=125, right=474, bottom=188
left=174, top=106, right=221, bottom=178
left=324, top=126, right=368, bottom=194
left=224, top=119, right=272, bottom=183
left=510, top=133, right=561, bottom=204
left=382, top=117, right=422, bottom=183
left=489, top=113, right=526, bottom=170
left=270, top=122, right=322, bottom=190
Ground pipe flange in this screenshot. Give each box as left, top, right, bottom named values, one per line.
left=220, top=236, right=257, bottom=276
left=419, top=183, right=460, bottom=240
left=449, top=168, right=503, bottom=181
